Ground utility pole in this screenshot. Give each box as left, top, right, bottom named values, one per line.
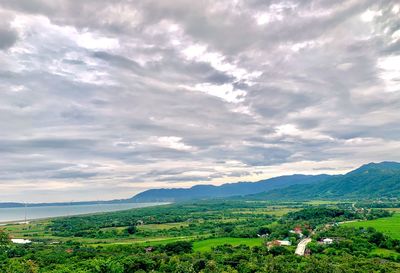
left=24, top=202, right=27, bottom=224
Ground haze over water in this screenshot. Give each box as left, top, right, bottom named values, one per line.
left=0, top=203, right=166, bottom=223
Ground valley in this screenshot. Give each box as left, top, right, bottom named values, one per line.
left=1, top=162, right=400, bottom=272
left=1, top=198, right=400, bottom=272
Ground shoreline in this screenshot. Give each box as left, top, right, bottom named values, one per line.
left=0, top=202, right=170, bottom=225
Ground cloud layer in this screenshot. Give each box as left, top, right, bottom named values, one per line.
left=0, top=0, right=399, bottom=202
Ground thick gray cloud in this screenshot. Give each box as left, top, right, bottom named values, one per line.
left=0, top=0, right=399, bottom=202
left=0, top=27, right=18, bottom=49
left=0, top=10, right=18, bottom=49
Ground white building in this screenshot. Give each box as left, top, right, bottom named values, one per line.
left=277, top=240, right=292, bottom=246
left=322, top=238, right=333, bottom=244
left=11, top=239, right=32, bottom=244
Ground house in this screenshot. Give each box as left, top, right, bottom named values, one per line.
left=267, top=240, right=292, bottom=249
left=11, top=239, right=32, bottom=244
left=145, top=246, right=154, bottom=253
left=137, top=220, right=144, bottom=225
left=278, top=240, right=292, bottom=246
left=322, top=238, right=333, bottom=244
left=289, top=226, right=304, bottom=237
left=293, top=227, right=302, bottom=234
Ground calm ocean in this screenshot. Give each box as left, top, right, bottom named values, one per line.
left=0, top=202, right=167, bottom=223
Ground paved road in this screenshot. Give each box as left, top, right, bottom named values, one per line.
left=295, top=238, right=312, bottom=256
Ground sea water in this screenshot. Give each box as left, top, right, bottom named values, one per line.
left=0, top=202, right=167, bottom=223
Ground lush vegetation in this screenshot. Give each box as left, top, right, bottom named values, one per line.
left=132, top=174, right=329, bottom=202
left=47, top=201, right=281, bottom=239
left=193, top=237, right=264, bottom=252
left=1, top=200, right=400, bottom=272
left=343, top=213, right=400, bottom=240
left=130, top=162, right=400, bottom=202
left=248, top=162, right=400, bottom=200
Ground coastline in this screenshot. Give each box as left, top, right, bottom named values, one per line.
left=0, top=202, right=170, bottom=225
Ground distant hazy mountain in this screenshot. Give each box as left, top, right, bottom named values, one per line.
left=2, top=162, right=398, bottom=208
left=130, top=174, right=331, bottom=202
left=0, top=199, right=134, bottom=209
left=248, top=161, right=400, bottom=200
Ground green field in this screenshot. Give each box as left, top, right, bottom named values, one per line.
left=92, top=236, right=199, bottom=247
left=138, top=222, right=190, bottom=231
left=232, top=207, right=300, bottom=217
left=343, top=213, right=400, bottom=239
left=2, top=201, right=400, bottom=272
left=371, top=248, right=400, bottom=259
left=383, top=208, right=400, bottom=213
left=193, top=237, right=264, bottom=252
left=305, top=200, right=341, bottom=205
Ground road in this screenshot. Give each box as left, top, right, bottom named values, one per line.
left=295, top=238, right=312, bottom=256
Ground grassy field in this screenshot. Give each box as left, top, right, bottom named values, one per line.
left=305, top=200, right=341, bottom=205
left=92, top=235, right=202, bottom=247
left=343, top=213, right=400, bottom=239
left=193, top=237, right=264, bottom=252
left=3, top=221, right=266, bottom=251
left=2, top=220, right=53, bottom=239
left=383, top=208, right=400, bottom=213
left=231, top=207, right=300, bottom=217
left=138, top=222, right=190, bottom=231
left=371, top=248, right=400, bottom=259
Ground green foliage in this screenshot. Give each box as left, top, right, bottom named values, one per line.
left=163, top=241, right=193, bottom=254
left=0, top=229, right=11, bottom=245
left=343, top=212, right=400, bottom=239
left=2, top=200, right=400, bottom=272
left=47, top=201, right=277, bottom=238
left=251, top=162, right=400, bottom=200
left=193, top=238, right=263, bottom=252
left=126, top=225, right=137, bottom=235
left=283, top=207, right=354, bottom=222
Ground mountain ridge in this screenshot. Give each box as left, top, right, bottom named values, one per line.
left=130, top=174, right=332, bottom=202
left=247, top=161, right=400, bottom=200
left=2, top=161, right=398, bottom=208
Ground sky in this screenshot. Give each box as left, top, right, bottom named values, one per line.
left=0, top=0, right=399, bottom=202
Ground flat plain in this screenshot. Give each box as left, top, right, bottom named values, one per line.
left=343, top=213, right=400, bottom=239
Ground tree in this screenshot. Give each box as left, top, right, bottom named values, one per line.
left=0, top=230, right=10, bottom=245
left=4, top=259, right=39, bottom=273
left=126, top=225, right=137, bottom=235
left=89, top=258, right=124, bottom=273
left=163, top=241, right=193, bottom=254
left=258, top=227, right=271, bottom=235
left=268, top=246, right=290, bottom=256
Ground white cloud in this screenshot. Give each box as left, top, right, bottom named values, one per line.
left=377, top=55, right=400, bottom=92
left=360, top=9, right=382, bottom=22
left=181, top=83, right=246, bottom=103
left=76, top=32, right=119, bottom=50
left=152, top=136, right=194, bottom=151
left=275, top=124, right=335, bottom=141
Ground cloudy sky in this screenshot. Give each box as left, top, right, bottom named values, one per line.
left=0, top=0, right=399, bottom=202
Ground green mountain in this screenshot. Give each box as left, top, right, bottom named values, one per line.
left=248, top=161, right=400, bottom=200
left=3, top=162, right=397, bottom=208
left=130, top=174, right=330, bottom=202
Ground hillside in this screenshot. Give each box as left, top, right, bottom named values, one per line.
left=248, top=161, right=400, bottom=200
left=130, top=174, right=330, bottom=202
left=3, top=162, right=398, bottom=207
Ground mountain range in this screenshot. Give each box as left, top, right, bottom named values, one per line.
left=130, top=174, right=330, bottom=202
left=1, top=161, right=399, bottom=208
left=249, top=161, right=400, bottom=200
left=130, top=161, right=400, bottom=202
